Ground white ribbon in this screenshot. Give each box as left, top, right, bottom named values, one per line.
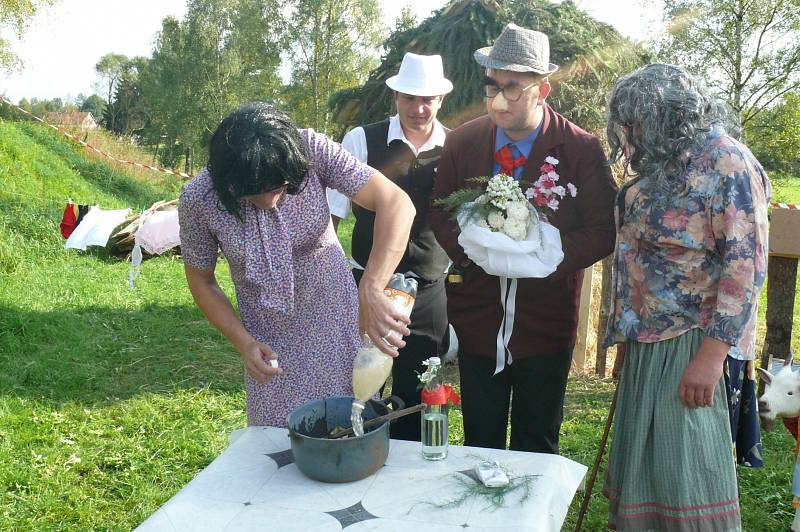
left=129, top=210, right=145, bottom=289
left=494, top=276, right=519, bottom=375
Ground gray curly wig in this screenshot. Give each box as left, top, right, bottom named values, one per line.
left=606, top=63, right=740, bottom=191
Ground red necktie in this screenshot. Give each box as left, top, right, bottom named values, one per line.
left=494, top=144, right=526, bottom=177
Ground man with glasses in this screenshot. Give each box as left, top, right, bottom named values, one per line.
left=429, top=24, right=618, bottom=454
left=327, top=53, right=454, bottom=441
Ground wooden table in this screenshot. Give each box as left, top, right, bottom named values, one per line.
left=136, top=426, right=587, bottom=531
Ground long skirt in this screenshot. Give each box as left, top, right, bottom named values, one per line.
left=603, top=328, right=741, bottom=531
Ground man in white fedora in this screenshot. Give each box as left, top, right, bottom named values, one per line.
left=430, top=24, right=618, bottom=454
left=327, top=52, right=455, bottom=441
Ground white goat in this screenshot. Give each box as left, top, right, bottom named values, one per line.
left=757, top=354, right=800, bottom=531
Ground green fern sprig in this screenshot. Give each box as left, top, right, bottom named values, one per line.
left=411, top=468, right=541, bottom=513
left=433, top=176, right=493, bottom=222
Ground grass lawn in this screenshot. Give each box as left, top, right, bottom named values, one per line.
left=1, top=120, right=799, bottom=529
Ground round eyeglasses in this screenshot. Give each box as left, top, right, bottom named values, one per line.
left=483, top=80, right=539, bottom=102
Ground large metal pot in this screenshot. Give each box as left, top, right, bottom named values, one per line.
left=287, top=395, right=403, bottom=483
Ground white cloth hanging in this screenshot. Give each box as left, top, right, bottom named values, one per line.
left=65, top=206, right=131, bottom=250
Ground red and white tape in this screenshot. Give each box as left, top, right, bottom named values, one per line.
left=772, top=203, right=799, bottom=210
left=0, top=96, right=193, bottom=179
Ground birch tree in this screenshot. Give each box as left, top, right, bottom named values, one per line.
left=284, top=0, right=385, bottom=134
left=658, top=0, right=800, bottom=129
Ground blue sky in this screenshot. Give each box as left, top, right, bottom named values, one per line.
left=0, top=0, right=659, bottom=103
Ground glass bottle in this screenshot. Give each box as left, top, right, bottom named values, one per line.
left=350, top=274, right=418, bottom=437
left=421, top=356, right=449, bottom=460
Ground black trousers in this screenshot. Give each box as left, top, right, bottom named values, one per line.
left=458, top=349, right=572, bottom=454
left=353, top=271, right=448, bottom=441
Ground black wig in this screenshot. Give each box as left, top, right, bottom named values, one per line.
left=208, top=102, right=309, bottom=218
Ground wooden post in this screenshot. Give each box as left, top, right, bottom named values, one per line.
left=595, top=256, right=613, bottom=377
left=572, top=267, right=594, bottom=374
left=759, top=256, right=798, bottom=394
left=758, top=207, right=800, bottom=395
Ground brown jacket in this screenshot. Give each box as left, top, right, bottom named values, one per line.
left=429, top=105, right=618, bottom=359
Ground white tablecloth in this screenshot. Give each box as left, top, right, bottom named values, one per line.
left=136, top=426, right=587, bottom=532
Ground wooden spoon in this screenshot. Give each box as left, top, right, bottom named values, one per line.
left=328, top=403, right=427, bottom=439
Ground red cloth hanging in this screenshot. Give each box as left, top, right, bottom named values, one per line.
left=59, top=201, right=78, bottom=238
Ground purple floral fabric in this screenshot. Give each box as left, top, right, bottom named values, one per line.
left=604, top=129, right=771, bottom=359
left=179, top=129, right=374, bottom=426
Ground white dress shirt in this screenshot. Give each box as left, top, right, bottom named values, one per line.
left=326, top=114, right=447, bottom=220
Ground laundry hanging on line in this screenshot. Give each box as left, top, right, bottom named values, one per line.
left=135, top=209, right=180, bottom=255
left=57, top=198, right=183, bottom=289
left=59, top=199, right=92, bottom=239
left=59, top=200, right=78, bottom=238
left=63, top=204, right=131, bottom=251
left=128, top=207, right=180, bottom=289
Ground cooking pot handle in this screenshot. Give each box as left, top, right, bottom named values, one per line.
left=382, top=395, right=406, bottom=413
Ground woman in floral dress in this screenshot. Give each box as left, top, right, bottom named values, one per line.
left=602, top=64, right=771, bottom=531
left=178, top=103, right=415, bottom=426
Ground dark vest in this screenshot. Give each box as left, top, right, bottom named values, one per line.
left=351, top=119, right=451, bottom=282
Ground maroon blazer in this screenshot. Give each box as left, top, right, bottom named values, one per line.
left=429, top=105, right=618, bottom=359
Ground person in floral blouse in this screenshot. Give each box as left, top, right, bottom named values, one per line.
left=602, top=63, right=771, bottom=531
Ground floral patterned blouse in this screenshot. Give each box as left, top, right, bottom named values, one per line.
left=604, top=129, right=771, bottom=360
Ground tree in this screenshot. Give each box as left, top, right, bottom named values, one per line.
left=394, top=4, right=418, bottom=33
left=95, top=53, right=131, bottom=130
left=284, top=0, right=385, bottom=134
left=657, top=0, right=800, bottom=129
left=27, top=97, right=64, bottom=117
left=78, top=94, right=107, bottom=120
left=0, top=0, right=55, bottom=71
left=103, top=57, right=148, bottom=135
left=139, top=0, right=284, bottom=169
left=746, top=92, right=800, bottom=173
left=137, top=17, right=186, bottom=166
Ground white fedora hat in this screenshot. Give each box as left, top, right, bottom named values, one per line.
left=386, top=53, right=453, bottom=97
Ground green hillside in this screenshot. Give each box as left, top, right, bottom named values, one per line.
left=0, top=120, right=798, bottom=530
left=0, top=121, right=246, bottom=529
left=0, top=122, right=182, bottom=270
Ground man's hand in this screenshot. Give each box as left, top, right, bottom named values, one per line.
left=237, top=339, right=282, bottom=384
left=358, top=281, right=411, bottom=357
left=678, top=336, right=729, bottom=408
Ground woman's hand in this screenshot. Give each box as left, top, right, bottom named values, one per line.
left=184, top=264, right=282, bottom=385
left=678, top=336, right=729, bottom=408
left=358, top=281, right=411, bottom=357
left=237, top=338, right=282, bottom=384
left=351, top=170, right=415, bottom=357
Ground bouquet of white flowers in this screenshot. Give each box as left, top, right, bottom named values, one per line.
left=436, top=171, right=566, bottom=279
